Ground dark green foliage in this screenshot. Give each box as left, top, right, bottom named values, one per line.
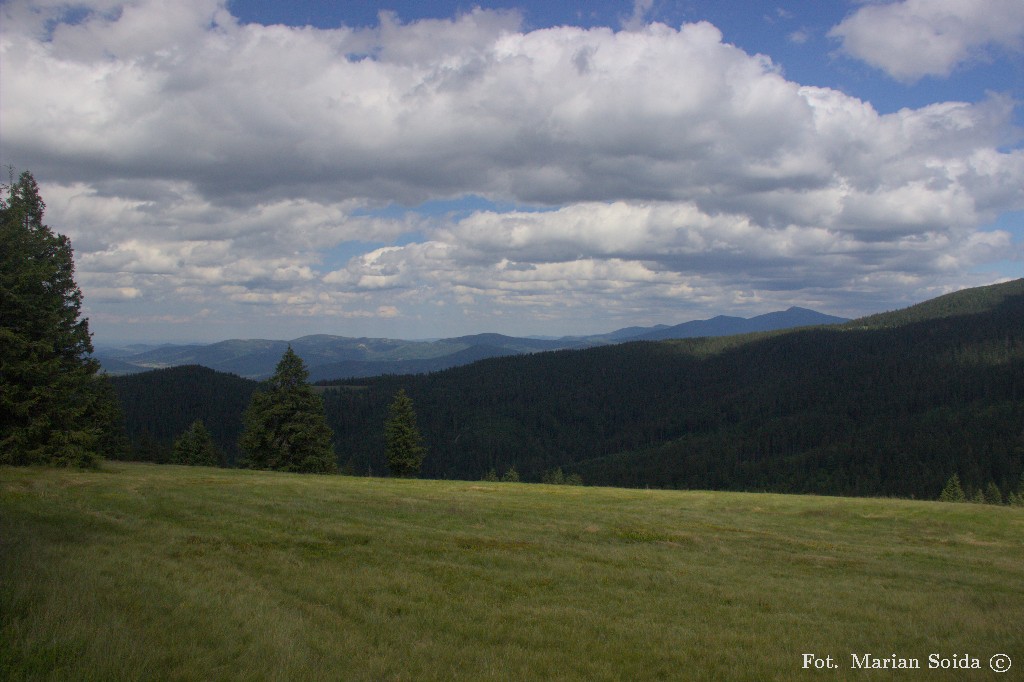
left=108, top=279, right=1024, bottom=498
left=501, top=466, right=520, bottom=483
left=133, top=430, right=171, bottom=464
left=239, top=348, right=336, bottom=473
left=983, top=481, right=1003, bottom=505
left=322, top=279, right=1024, bottom=497
left=542, top=468, right=582, bottom=485
left=111, top=365, right=259, bottom=464
left=90, top=375, right=130, bottom=459
left=384, top=389, right=426, bottom=477
left=172, top=420, right=220, bottom=466
left=847, top=279, right=1024, bottom=329
left=542, top=468, right=566, bottom=484
left=939, top=474, right=966, bottom=503
left=0, top=170, right=123, bottom=466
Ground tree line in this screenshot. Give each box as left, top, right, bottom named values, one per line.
left=318, top=284, right=1024, bottom=501
left=114, top=350, right=427, bottom=477
left=108, top=279, right=1024, bottom=502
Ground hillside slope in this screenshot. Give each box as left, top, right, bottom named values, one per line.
left=110, top=280, right=1024, bottom=498
left=847, top=278, right=1024, bottom=329
left=323, top=280, right=1024, bottom=498
left=110, top=365, right=259, bottom=464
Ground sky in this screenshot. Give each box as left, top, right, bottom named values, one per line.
left=1, top=0, right=1022, bottom=343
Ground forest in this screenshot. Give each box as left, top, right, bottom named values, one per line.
left=111, top=279, right=1024, bottom=501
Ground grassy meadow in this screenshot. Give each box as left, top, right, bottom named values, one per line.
left=2, top=463, right=1022, bottom=680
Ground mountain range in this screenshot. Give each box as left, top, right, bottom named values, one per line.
left=95, top=306, right=847, bottom=381
left=109, top=279, right=1024, bottom=500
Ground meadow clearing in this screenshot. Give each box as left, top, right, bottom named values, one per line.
left=2, top=462, right=1021, bottom=680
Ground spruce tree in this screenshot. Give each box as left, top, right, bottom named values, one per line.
left=983, top=481, right=1003, bottom=505
left=239, top=347, right=335, bottom=473
left=1, top=170, right=122, bottom=466
left=384, top=389, right=426, bottom=477
left=938, top=474, right=965, bottom=502
left=172, top=419, right=220, bottom=466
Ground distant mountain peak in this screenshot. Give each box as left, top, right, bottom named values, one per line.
left=96, top=305, right=850, bottom=379
left=626, top=307, right=848, bottom=341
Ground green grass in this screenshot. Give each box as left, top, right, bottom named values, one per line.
left=2, top=463, right=1022, bottom=680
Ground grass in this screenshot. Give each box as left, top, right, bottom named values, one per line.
left=2, top=463, right=1022, bottom=680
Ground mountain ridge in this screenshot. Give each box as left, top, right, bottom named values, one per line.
left=109, top=278, right=1024, bottom=499
left=96, top=305, right=849, bottom=380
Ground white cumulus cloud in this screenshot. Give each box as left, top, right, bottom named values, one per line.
left=829, top=0, right=1024, bottom=81
left=0, top=0, right=1021, bottom=339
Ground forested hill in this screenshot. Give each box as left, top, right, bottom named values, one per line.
left=111, top=279, right=1024, bottom=499
left=322, top=279, right=1024, bottom=498
left=110, top=365, right=259, bottom=464
left=844, top=278, right=1024, bottom=328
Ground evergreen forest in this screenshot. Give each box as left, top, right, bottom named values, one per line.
left=110, top=278, right=1024, bottom=501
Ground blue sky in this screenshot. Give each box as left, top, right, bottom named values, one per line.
left=226, top=0, right=1023, bottom=116
left=1, top=0, right=1022, bottom=342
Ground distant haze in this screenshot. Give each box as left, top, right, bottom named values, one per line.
left=94, top=306, right=848, bottom=380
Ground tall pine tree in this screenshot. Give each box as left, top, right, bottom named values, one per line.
left=1, top=170, right=122, bottom=466
left=239, top=347, right=336, bottom=473
left=384, top=389, right=426, bottom=478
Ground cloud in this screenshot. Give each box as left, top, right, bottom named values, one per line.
left=0, top=1, right=1021, bottom=338
left=621, top=0, right=655, bottom=31
left=829, top=0, right=1024, bottom=81
left=788, top=29, right=809, bottom=45
left=323, top=200, right=1013, bottom=309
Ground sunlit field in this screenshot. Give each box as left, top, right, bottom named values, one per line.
left=2, top=463, right=1021, bottom=680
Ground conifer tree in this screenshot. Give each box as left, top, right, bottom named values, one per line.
left=938, top=474, right=965, bottom=502
left=1, top=170, right=122, bottom=466
left=239, top=347, right=336, bottom=473
left=173, top=419, right=220, bottom=466
left=983, top=481, right=1003, bottom=505
left=543, top=468, right=566, bottom=484
left=384, top=389, right=426, bottom=477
